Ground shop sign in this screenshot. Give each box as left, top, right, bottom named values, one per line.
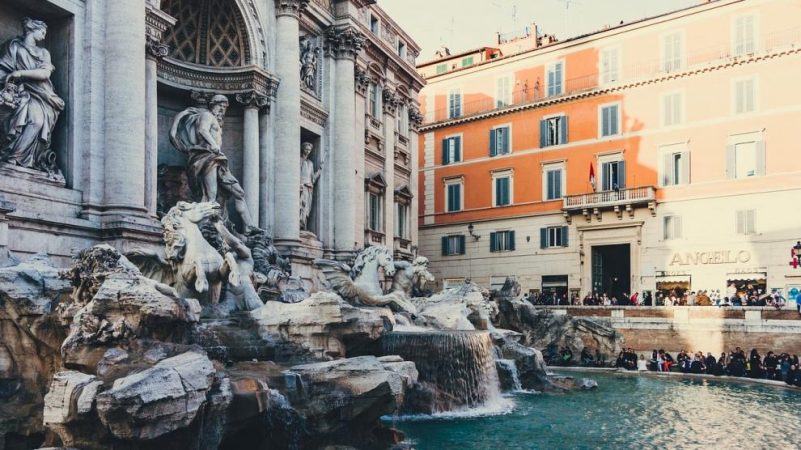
left=669, top=250, right=751, bottom=266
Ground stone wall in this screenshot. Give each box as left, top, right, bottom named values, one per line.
left=545, top=306, right=801, bottom=355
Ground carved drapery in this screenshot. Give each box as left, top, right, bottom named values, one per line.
left=276, top=0, right=311, bottom=18
left=300, top=35, right=320, bottom=96
left=326, top=26, right=366, bottom=60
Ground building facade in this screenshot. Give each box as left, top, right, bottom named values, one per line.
left=417, top=0, right=801, bottom=300
left=0, top=0, right=423, bottom=278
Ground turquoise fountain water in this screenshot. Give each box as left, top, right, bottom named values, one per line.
left=387, top=371, right=801, bottom=449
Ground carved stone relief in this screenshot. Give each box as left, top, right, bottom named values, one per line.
left=300, top=36, right=320, bottom=96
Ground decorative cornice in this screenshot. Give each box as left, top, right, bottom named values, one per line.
left=276, top=0, right=310, bottom=18
left=300, top=95, right=329, bottom=127
left=145, top=4, right=176, bottom=60
left=354, top=66, right=372, bottom=96
left=158, top=59, right=280, bottom=101
left=326, top=26, right=366, bottom=60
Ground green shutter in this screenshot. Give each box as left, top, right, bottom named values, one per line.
left=539, top=120, right=547, bottom=148
left=490, top=232, right=498, bottom=252
left=618, top=161, right=626, bottom=189
left=540, top=227, right=547, bottom=249
left=489, top=130, right=497, bottom=156
left=554, top=170, right=562, bottom=198
left=458, top=235, right=466, bottom=255
left=560, top=116, right=568, bottom=144
left=442, top=139, right=449, bottom=165
left=455, top=137, right=462, bottom=162
left=441, top=236, right=449, bottom=256
left=562, top=226, right=569, bottom=247
left=509, top=231, right=516, bottom=251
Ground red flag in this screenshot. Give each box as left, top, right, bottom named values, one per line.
left=589, top=163, right=596, bottom=190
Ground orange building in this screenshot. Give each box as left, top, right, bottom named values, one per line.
left=417, top=0, right=801, bottom=302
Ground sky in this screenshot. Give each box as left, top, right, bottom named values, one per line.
left=380, top=0, right=699, bottom=60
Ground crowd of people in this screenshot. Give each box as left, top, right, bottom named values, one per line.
left=604, top=346, right=801, bottom=385
left=523, top=286, right=789, bottom=308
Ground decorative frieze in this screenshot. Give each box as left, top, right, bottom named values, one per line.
left=236, top=91, right=270, bottom=110
left=382, top=85, right=402, bottom=115
left=326, top=26, right=366, bottom=60
left=158, top=59, right=279, bottom=99
left=275, top=0, right=310, bottom=18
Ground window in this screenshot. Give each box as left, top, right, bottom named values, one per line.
left=492, top=171, right=512, bottom=207
left=445, top=179, right=462, bottom=212
left=367, top=192, right=382, bottom=231
left=547, top=61, right=564, bottom=96
left=662, top=32, right=683, bottom=72
left=600, top=47, right=620, bottom=84
left=397, top=41, right=406, bottom=58
left=462, top=56, right=474, bottom=67
left=599, top=103, right=620, bottom=137
left=496, top=76, right=512, bottom=108
left=441, top=235, right=466, bottom=256
left=601, top=160, right=625, bottom=191
left=733, top=77, right=756, bottom=114
left=661, top=92, right=683, bottom=126
left=660, top=145, right=690, bottom=186
left=370, top=15, right=380, bottom=34
left=663, top=215, right=682, bottom=240
left=489, top=126, right=511, bottom=156
left=539, top=115, right=568, bottom=147
left=539, top=226, right=569, bottom=248
left=735, top=209, right=756, bottom=235
left=369, top=83, right=381, bottom=118
left=448, top=89, right=462, bottom=119
left=397, top=103, right=408, bottom=138
left=733, top=15, right=756, bottom=56
left=395, top=203, right=409, bottom=239
left=727, top=138, right=765, bottom=179
left=441, top=136, right=462, bottom=165
left=543, top=164, right=564, bottom=200
left=435, top=63, right=447, bottom=75
left=490, top=230, right=515, bottom=252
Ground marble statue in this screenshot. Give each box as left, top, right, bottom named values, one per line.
left=169, top=94, right=256, bottom=232
left=0, top=18, right=65, bottom=175
left=300, top=37, right=317, bottom=92
left=127, top=201, right=243, bottom=307
left=392, top=256, right=435, bottom=298
left=299, top=141, right=323, bottom=231
left=314, top=246, right=420, bottom=314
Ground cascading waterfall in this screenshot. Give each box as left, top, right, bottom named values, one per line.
left=382, top=331, right=505, bottom=412
left=496, top=359, right=523, bottom=391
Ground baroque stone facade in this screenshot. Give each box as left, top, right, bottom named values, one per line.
left=0, top=0, right=424, bottom=272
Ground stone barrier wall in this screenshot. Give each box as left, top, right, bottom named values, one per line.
left=542, top=306, right=801, bottom=355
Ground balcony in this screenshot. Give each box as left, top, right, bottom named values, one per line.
left=562, top=186, right=656, bottom=222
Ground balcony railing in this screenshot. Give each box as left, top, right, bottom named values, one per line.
left=563, top=186, right=655, bottom=211
left=423, top=26, right=801, bottom=125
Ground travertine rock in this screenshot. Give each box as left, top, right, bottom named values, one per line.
left=43, top=371, right=101, bottom=425
left=95, top=351, right=218, bottom=440
left=491, top=330, right=553, bottom=391
left=251, top=292, right=393, bottom=359
left=407, top=281, right=495, bottom=330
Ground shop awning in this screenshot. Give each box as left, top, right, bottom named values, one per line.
left=655, top=274, right=691, bottom=283
left=726, top=272, right=767, bottom=282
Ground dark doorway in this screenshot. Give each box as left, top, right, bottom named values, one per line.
left=591, top=244, right=630, bottom=300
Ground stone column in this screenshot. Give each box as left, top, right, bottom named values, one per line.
left=145, top=5, right=176, bottom=217
left=272, top=0, right=309, bottom=245
left=382, top=86, right=398, bottom=248
left=236, top=92, right=269, bottom=223
left=103, top=0, right=148, bottom=215
left=327, top=26, right=366, bottom=255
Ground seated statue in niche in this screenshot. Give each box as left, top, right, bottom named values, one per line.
left=169, top=94, right=256, bottom=233
left=0, top=18, right=65, bottom=176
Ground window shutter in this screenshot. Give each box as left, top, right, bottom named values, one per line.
left=442, top=139, right=449, bottom=165
left=489, top=130, right=497, bottom=156
left=554, top=170, right=562, bottom=198
left=560, top=116, right=569, bottom=144
left=455, top=136, right=462, bottom=162
left=539, top=227, right=547, bottom=249
left=561, top=226, right=569, bottom=247
left=755, top=141, right=765, bottom=176
left=681, top=151, right=690, bottom=184
left=458, top=235, right=466, bottom=255
left=441, top=236, right=449, bottom=256
left=611, top=106, right=618, bottom=134
left=539, top=120, right=547, bottom=148
left=490, top=232, right=498, bottom=252
left=501, top=127, right=509, bottom=153
left=662, top=153, right=672, bottom=186
left=455, top=184, right=461, bottom=210
left=618, top=161, right=626, bottom=189
left=726, top=145, right=736, bottom=178
left=509, top=231, right=516, bottom=251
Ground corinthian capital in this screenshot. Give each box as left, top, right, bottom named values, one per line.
left=236, top=91, right=270, bottom=109
left=276, top=0, right=310, bottom=18
left=326, top=26, right=366, bottom=60
left=145, top=2, right=176, bottom=60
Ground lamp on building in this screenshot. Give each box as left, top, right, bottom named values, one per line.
left=468, top=223, right=481, bottom=241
